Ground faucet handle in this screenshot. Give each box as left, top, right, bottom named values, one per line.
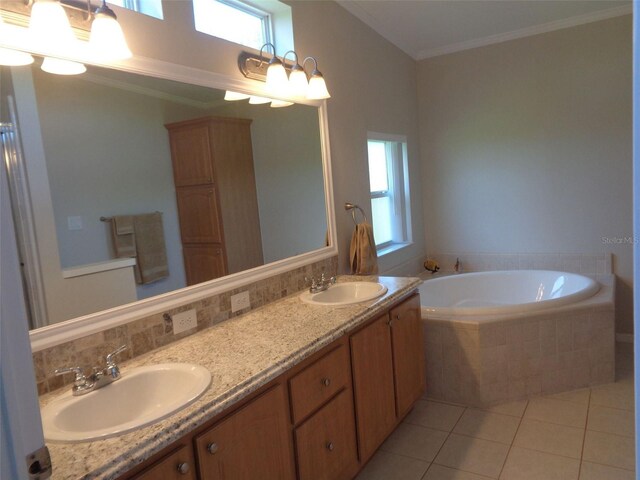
left=54, top=366, right=89, bottom=390
left=105, top=344, right=127, bottom=366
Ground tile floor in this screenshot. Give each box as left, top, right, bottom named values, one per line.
left=356, top=343, right=635, bottom=480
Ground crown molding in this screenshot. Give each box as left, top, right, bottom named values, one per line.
left=417, top=4, right=632, bottom=60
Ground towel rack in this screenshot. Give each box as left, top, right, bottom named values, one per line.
left=100, top=211, right=163, bottom=222
left=344, top=202, right=367, bottom=226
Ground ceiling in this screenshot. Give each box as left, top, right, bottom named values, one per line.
left=336, top=0, right=632, bottom=60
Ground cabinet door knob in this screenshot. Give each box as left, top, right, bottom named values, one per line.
left=207, top=443, right=219, bottom=455
left=326, top=442, right=334, bottom=451
left=321, top=377, right=331, bottom=387
left=177, top=462, right=190, bottom=475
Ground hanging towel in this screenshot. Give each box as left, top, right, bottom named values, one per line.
left=132, top=213, right=169, bottom=284
left=111, top=215, right=136, bottom=258
left=349, top=222, right=379, bottom=275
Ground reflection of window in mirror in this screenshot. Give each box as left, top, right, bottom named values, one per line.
left=109, top=0, right=163, bottom=19
left=192, top=0, right=294, bottom=54
left=367, top=133, right=412, bottom=256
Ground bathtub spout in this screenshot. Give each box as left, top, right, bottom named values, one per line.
left=454, top=257, right=462, bottom=273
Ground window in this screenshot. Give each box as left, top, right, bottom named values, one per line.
left=193, top=0, right=271, bottom=51
left=367, top=133, right=412, bottom=254
left=109, top=0, right=163, bottom=19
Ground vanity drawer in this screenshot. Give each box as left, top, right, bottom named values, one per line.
left=289, top=344, right=350, bottom=423
left=294, top=388, right=358, bottom=480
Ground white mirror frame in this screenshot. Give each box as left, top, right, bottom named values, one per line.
left=17, top=55, right=337, bottom=352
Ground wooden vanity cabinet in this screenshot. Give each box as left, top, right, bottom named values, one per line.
left=350, top=293, right=425, bottom=463
left=195, top=384, right=295, bottom=480
left=118, top=293, right=423, bottom=480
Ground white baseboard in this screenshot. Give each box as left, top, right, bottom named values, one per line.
left=615, top=333, right=633, bottom=344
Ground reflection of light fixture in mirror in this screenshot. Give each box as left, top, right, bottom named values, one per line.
left=239, top=44, right=330, bottom=101
left=224, top=90, right=250, bottom=101
left=90, top=0, right=132, bottom=60
left=248, top=96, right=271, bottom=104
left=41, top=57, right=86, bottom=75
left=270, top=100, right=293, bottom=108
left=303, top=57, right=330, bottom=100
left=29, top=0, right=77, bottom=52
left=0, top=15, right=34, bottom=66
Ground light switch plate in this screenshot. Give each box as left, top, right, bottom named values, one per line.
left=231, top=291, right=250, bottom=313
left=172, top=309, right=197, bottom=334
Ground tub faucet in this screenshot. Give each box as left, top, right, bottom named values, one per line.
left=454, top=258, right=462, bottom=273
left=54, top=345, right=127, bottom=396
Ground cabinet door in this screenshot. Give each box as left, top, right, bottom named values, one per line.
left=295, top=389, right=358, bottom=480
left=390, top=295, right=426, bottom=417
left=350, top=315, right=396, bottom=462
left=182, top=245, right=227, bottom=286
left=130, top=444, right=196, bottom=480
left=168, top=125, right=214, bottom=186
left=195, top=384, right=295, bottom=480
left=176, top=186, right=223, bottom=244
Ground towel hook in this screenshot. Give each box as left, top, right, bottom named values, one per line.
left=344, top=202, right=367, bottom=226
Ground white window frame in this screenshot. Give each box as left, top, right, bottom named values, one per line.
left=109, top=0, right=164, bottom=19
left=193, top=0, right=273, bottom=49
left=367, top=132, right=412, bottom=255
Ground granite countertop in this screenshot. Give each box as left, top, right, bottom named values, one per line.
left=42, top=275, right=421, bottom=480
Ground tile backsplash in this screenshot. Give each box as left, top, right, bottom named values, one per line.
left=33, top=256, right=338, bottom=395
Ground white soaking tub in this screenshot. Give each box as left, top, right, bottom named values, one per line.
left=419, top=270, right=599, bottom=317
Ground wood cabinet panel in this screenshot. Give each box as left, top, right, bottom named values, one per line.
left=289, top=344, right=350, bottom=424
left=350, top=314, right=397, bottom=462
left=182, top=245, right=226, bottom=286
left=195, top=384, right=295, bottom=480
left=295, top=389, right=358, bottom=480
left=130, top=444, right=196, bottom=480
left=175, top=186, right=223, bottom=244
left=168, top=125, right=213, bottom=186
left=390, top=294, right=426, bottom=417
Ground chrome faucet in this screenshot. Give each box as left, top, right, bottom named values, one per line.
left=306, top=273, right=336, bottom=293
left=55, top=345, right=127, bottom=396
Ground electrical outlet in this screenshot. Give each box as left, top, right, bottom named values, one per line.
left=172, top=309, right=197, bottom=334
left=231, top=291, right=251, bottom=313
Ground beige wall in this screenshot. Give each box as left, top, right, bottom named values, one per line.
left=112, top=0, right=426, bottom=276
left=418, top=16, right=633, bottom=332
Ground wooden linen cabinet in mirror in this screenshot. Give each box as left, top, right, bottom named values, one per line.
left=166, top=117, right=264, bottom=286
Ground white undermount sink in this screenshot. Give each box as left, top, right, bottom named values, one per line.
left=41, top=363, right=211, bottom=443
left=299, top=281, right=388, bottom=306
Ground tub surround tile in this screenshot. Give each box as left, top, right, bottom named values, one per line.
left=42, top=275, right=420, bottom=480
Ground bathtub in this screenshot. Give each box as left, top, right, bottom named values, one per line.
left=419, top=270, right=600, bottom=317
left=419, top=270, right=614, bottom=407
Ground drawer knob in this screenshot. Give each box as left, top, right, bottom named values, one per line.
left=207, top=443, right=219, bottom=455
left=177, top=462, right=190, bottom=475
left=321, top=378, right=331, bottom=387
left=326, top=442, right=334, bottom=451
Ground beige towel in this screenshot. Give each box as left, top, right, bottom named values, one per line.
left=349, top=222, right=378, bottom=275
left=111, top=215, right=136, bottom=258
left=132, top=213, right=169, bottom=284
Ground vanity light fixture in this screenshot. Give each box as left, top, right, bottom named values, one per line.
left=238, top=43, right=331, bottom=101
left=0, top=15, right=34, bottom=66
left=224, top=90, right=250, bottom=101
left=270, top=99, right=293, bottom=108
left=248, top=95, right=271, bottom=105
left=41, top=56, right=86, bottom=75
left=89, top=0, right=132, bottom=61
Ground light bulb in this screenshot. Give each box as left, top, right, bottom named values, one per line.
left=248, top=96, right=271, bottom=105
left=90, top=3, right=132, bottom=61
left=265, top=57, right=289, bottom=96
left=29, top=0, right=77, bottom=54
left=224, top=91, right=250, bottom=101
left=41, top=57, right=86, bottom=75
left=307, top=71, right=330, bottom=100
left=270, top=100, right=293, bottom=108
left=0, top=47, right=34, bottom=66
left=288, top=66, right=308, bottom=98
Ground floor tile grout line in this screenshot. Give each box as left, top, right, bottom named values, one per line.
left=421, top=404, right=468, bottom=479
left=497, top=399, right=530, bottom=479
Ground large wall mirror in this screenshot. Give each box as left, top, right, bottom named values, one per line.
left=1, top=56, right=335, bottom=348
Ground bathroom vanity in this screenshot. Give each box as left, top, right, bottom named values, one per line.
left=41, top=276, right=423, bottom=479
